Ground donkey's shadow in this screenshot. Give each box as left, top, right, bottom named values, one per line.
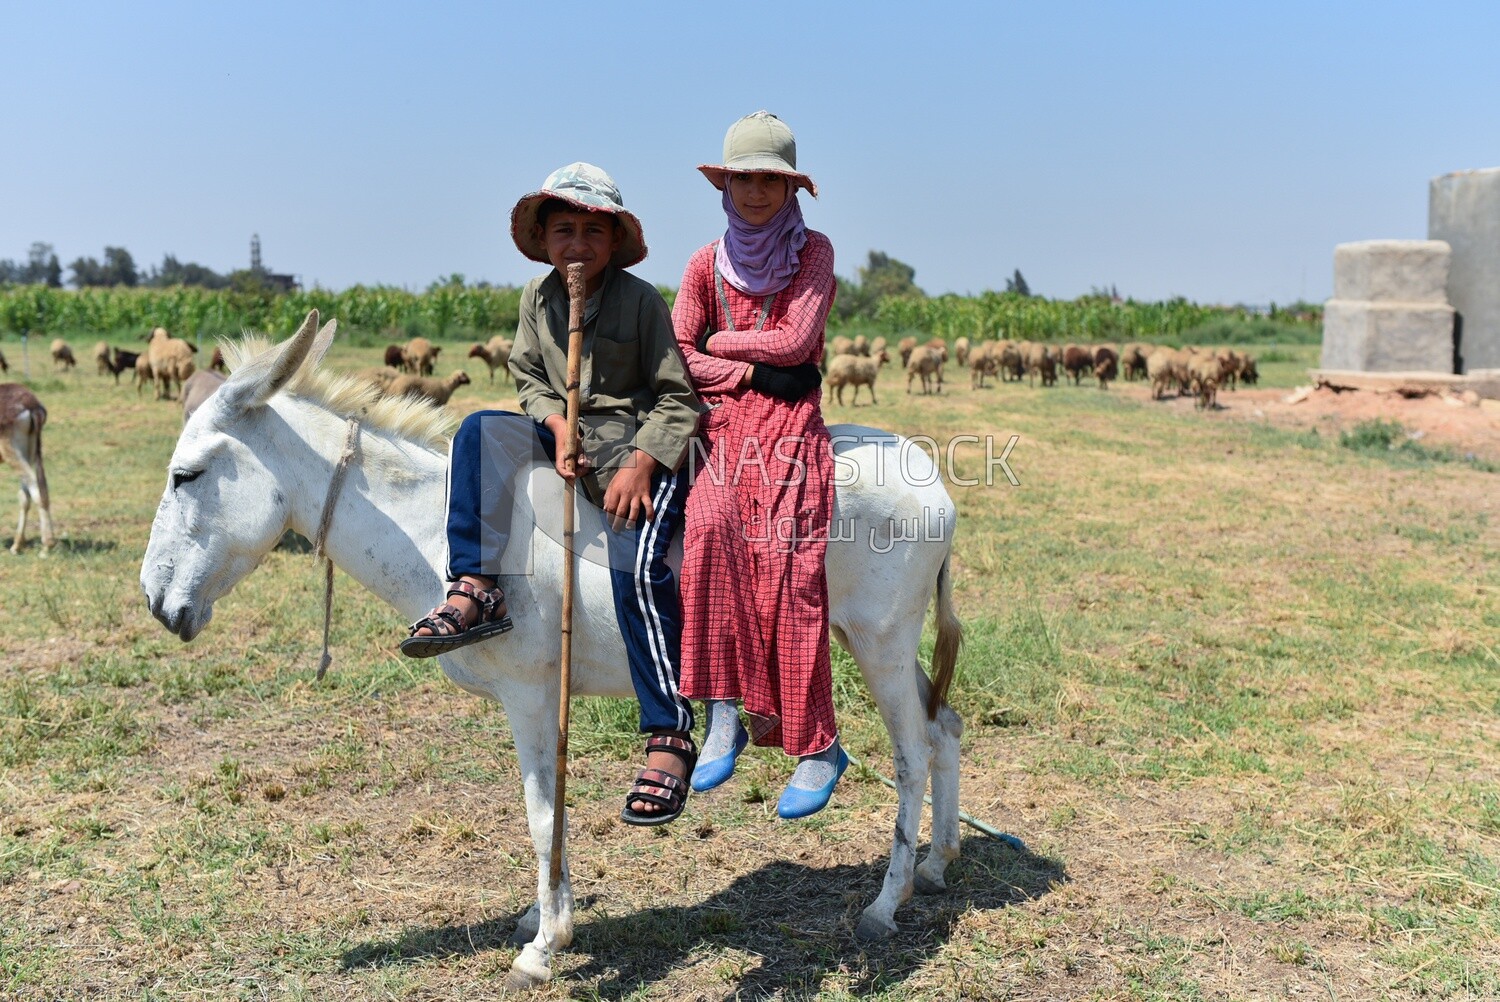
left=343, top=833, right=1063, bottom=998
left=1, top=536, right=117, bottom=555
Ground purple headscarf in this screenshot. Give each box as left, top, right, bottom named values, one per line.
left=715, top=183, right=808, bottom=297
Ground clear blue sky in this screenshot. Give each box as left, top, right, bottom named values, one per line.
left=5, top=1, right=1496, bottom=305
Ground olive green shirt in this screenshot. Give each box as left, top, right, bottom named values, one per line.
left=508, top=266, right=701, bottom=496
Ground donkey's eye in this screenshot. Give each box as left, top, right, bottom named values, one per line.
left=171, top=469, right=204, bottom=490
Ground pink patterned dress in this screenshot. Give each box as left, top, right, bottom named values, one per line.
left=672, top=231, right=838, bottom=757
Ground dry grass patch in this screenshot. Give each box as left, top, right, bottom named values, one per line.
left=0, top=336, right=1496, bottom=999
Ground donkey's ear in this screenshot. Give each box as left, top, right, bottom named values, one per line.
left=306, top=318, right=338, bottom=370
left=216, top=310, right=321, bottom=414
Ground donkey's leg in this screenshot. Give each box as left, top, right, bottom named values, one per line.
left=851, top=639, right=933, bottom=941
left=499, top=686, right=573, bottom=989
left=915, top=667, right=963, bottom=894
left=27, top=449, right=53, bottom=554
left=33, top=482, right=54, bottom=553
left=11, top=484, right=28, bottom=554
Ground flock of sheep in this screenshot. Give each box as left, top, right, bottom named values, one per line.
left=0, top=323, right=1264, bottom=555
left=36, top=328, right=223, bottom=402
left=822, top=334, right=1259, bottom=411
left=349, top=334, right=514, bottom=407
left=0, top=328, right=519, bottom=554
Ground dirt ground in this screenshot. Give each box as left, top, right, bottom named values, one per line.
left=1120, top=378, right=1500, bottom=463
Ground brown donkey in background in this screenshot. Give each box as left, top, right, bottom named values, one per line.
left=0, top=384, right=54, bottom=554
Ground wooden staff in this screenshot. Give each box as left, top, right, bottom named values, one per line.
left=550, top=261, right=586, bottom=891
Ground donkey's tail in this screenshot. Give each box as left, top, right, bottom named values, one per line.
left=29, top=404, right=48, bottom=502
left=926, top=551, right=963, bottom=719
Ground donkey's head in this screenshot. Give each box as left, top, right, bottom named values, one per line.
left=141, top=311, right=335, bottom=641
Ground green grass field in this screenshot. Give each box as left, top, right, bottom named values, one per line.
left=1, top=332, right=1496, bottom=1000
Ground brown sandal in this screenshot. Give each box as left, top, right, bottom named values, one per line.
left=620, top=733, right=697, bottom=827
left=399, top=579, right=513, bottom=658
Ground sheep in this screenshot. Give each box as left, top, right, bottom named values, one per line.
left=93, top=343, right=137, bottom=384
left=467, top=336, right=514, bottom=382
left=145, top=327, right=196, bottom=400
left=401, top=337, right=441, bottom=376
left=1061, top=344, right=1093, bottom=385
left=827, top=352, right=884, bottom=406
left=870, top=336, right=888, bottom=357
left=954, top=336, right=970, bottom=368
left=1120, top=342, right=1151, bottom=381
left=1146, top=347, right=1195, bottom=396
left=1224, top=349, right=1253, bottom=391
left=829, top=335, right=856, bottom=358
left=158, top=346, right=196, bottom=401
left=1092, top=346, right=1119, bottom=389
left=1209, top=350, right=1239, bottom=391
left=924, top=338, right=949, bottom=364
left=897, top=336, right=919, bottom=367
left=383, top=344, right=406, bottom=369
left=0, top=383, right=54, bottom=554
left=209, top=346, right=228, bottom=374
left=906, top=345, right=944, bottom=395
left=134, top=353, right=154, bottom=396
left=991, top=340, right=1023, bottom=383
left=181, top=369, right=226, bottom=423
left=352, top=367, right=401, bottom=395
left=385, top=369, right=472, bottom=406
left=1188, top=355, right=1222, bottom=410
left=968, top=342, right=1001, bottom=389
left=51, top=339, right=77, bottom=372
left=1239, top=354, right=1259, bottom=386
left=852, top=334, right=870, bottom=356
left=1147, top=348, right=1180, bottom=400
left=1019, top=341, right=1056, bottom=387
left=112, top=347, right=139, bottom=372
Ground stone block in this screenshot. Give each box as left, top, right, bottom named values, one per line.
left=1332, top=240, right=1451, bottom=304
left=1320, top=300, right=1454, bottom=372
left=1430, top=168, right=1500, bottom=372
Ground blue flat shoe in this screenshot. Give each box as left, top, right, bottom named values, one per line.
left=691, top=722, right=748, bottom=792
left=776, top=747, right=849, bottom=819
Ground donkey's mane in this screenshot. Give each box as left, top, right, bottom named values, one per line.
left=222, top=336, right=455, bottom=451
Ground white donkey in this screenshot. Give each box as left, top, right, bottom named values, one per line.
left=140, top=312, right=965, bottom=990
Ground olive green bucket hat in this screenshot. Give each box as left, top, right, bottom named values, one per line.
left=510, top=162, right=647, bottom=268
left=698, top=111, right=818, bottom=198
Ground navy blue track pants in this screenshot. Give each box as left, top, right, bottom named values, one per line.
left=443, top=410, right=693, bottom=736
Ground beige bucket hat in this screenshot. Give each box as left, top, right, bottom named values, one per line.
left=698, top=111, right=818, bottom=198
left=510, top=162, right=647, bottom=268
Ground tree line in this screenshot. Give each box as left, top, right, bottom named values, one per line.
left=0, top=242, right=258, bottom=292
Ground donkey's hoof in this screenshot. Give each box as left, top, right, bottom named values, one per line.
left=913, top=871, right=947, bottom=896
left=855, top=913, right=898, bottom=942
left=504, top=943, right=552, bottom=991
left=504, top=964, right=549, bottom=992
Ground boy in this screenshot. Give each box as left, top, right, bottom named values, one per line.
left=402, top=162, right=702, bottom=826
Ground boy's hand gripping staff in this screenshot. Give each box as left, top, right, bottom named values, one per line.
left=550, top=262, right=586, bottom=891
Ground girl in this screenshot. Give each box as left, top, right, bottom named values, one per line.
left=673, top=111, right=845, bottom=819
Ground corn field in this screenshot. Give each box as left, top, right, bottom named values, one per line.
left=0, top=285, right=1318, bottom=344
left=871, top=292, right=1314, bottom=342
left=0, top=284, right=524, bottom=340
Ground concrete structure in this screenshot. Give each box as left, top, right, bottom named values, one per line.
left=1430, top=168, right=1500, bottom=373
left=1321, top=240, right=1455, bottom=373
left=1332, top=240, right=1450, bottom=304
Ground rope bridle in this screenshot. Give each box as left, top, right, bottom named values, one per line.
left=312, top=417, right=361, bottom=680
